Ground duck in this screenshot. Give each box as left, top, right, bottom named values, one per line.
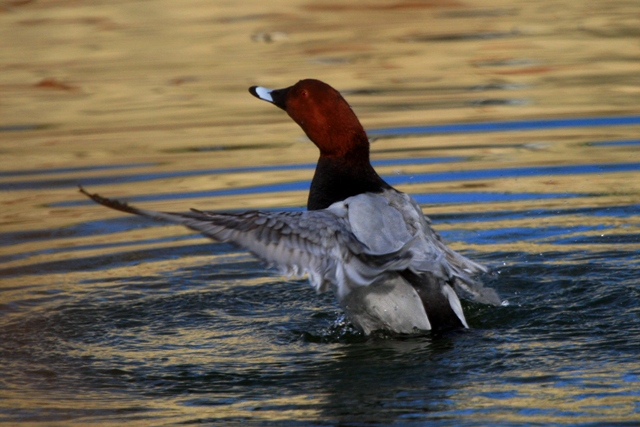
left=80, top=79, right=500, bottom=335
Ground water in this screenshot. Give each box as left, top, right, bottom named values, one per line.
left=1, top=0, right=640, bottom=425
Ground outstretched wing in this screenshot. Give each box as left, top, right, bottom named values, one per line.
left=79, top=187, right=413, bottom=293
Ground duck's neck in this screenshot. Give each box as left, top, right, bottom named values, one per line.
left=307, top=150, right=390, bottom=211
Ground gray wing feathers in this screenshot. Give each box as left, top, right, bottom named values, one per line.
left=78, top=187, right=413, bottom=294
left=354, top=190, right=501, bottom=306
left=172, top=209, right=415, bottom=294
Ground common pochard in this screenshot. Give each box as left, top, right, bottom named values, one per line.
left=81, top=79, right=500, bottom=335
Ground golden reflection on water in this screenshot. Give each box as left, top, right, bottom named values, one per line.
left=1, top=0, right=640, bottom=424
left=457, top=366, right=640, bottom=424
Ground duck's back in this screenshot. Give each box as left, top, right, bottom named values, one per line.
left=332, top=189, right=498, bottom=333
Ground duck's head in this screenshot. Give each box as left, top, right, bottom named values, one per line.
left=249, top=79, right=368, bottom=158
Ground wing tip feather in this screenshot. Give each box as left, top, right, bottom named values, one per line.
left=78, top=185, right=140, bottom=215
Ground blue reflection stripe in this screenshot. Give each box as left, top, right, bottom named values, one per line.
left=56, top=161, right=640, bottom=207
left=411, top=192, right=575, bottom=205
left=369, top=115, right=640, bottom=136
left=0, top=234, right=198, bottom=264
left=384, top=162, right=640, bottom=187
left=5, top=115, right=640, bottom=136
left=0, top=157, right=462, bottom=191
left=589, top=139, right=640, bottom=147
left=0, top=163, right=156, bottom=178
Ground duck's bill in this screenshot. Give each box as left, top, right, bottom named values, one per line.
left=249, top=85, right=289, bottom=110
left=249, top=86, right=273, bottom=102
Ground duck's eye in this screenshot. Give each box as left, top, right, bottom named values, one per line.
left=300, top=89, right=309, bottom=98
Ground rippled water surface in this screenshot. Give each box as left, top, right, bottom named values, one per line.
left=1, top=1, right=640, bottom=425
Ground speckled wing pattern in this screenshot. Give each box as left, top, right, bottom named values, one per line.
left=79, top=187, right=413, bottom=295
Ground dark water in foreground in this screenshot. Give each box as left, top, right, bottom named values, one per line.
left=2, top=135, right=640, bottom=425
left=2, top=240, right=639, bottom=425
